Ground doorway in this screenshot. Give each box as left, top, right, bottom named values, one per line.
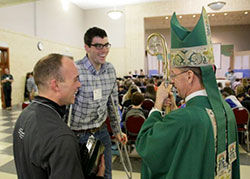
left=0, top=47, right=10, bottom=109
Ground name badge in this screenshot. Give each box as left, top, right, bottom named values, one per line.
left=93, top=89, right=102, bottom=100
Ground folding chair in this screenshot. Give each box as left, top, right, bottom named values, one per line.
left=141, top=98, right=154, bottom=111
left=125, top=114, right=145, bottom=146
left=232, top=107, right=249, bottom=152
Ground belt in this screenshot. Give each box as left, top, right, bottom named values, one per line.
left=73, top=122, right=106, bottom=134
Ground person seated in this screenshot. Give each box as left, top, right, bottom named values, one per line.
left=122, top=92, right=149, bottom=129
left=222, top=92, right=242, bottom=108
left=221, top=81, right=235, bottom=96
left=144, top=84, right=156, bottom=102
left=236, top=93, right=250, bottom=113
left=122, top=84, right=139, bottom=110
left=217, top=82, right=223, bottom=92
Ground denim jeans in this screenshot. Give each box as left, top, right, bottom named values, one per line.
left=76, top=126, right=112, bottom=179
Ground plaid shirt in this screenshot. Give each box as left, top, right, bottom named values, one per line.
left=70, top=56, right=121, bottom=134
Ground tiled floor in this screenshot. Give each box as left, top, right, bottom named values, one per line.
left=0, top=106, right=249, bottom=179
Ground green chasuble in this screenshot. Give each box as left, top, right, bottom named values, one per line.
left=136, top=95, right=239, bottom=179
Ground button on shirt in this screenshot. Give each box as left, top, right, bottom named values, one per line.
left=71, top=56, right=121, bottom=134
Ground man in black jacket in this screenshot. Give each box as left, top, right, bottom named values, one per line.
left=13, top=53, right=105, bottom=179
left=1, top=68, right=14, bottom=109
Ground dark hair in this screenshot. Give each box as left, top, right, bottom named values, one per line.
left=145, top=84, right=155, bottom=94
left=217, top=82, right=222, bottom=88
left=84, top=27, right=107, bottom=47
left=236, top=93, right=246, bottom=99
left=33, top=53, right=64, bottom=89
left=131, top=92, right=144, bottom=106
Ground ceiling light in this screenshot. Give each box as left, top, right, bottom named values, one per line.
left=192, top=15, right=196, bottom=18
left=165, top=16, right=169, bottom=20
left=61, top=0, right=70, bottom=11
left=208, top=1, right=226, bottom=11
left=224, top=12, right=227, bottom=16
left=212, top=14, right=215, bottom=16
left=208, top=14, right=211, bottom=17
left=179, top=16, right=182, bottom=19
left=244, top=11, right=248, bottom=15
left=107, top=9, right=123, bottom=20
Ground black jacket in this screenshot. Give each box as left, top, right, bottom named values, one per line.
left=13, top=96, right=85, bottom=179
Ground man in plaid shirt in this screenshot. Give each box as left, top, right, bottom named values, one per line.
left=70, top=27, right=127, bottom=179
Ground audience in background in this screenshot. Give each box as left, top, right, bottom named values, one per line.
left=225, top=67, right=236, bottom=86
left=26, top=72, right=38, bottom=101
left=122, top=92, right=148, bottom=126
left=217, top=82, right=223, bottom=91
left=236, top=93, right=250, bottom=113
left=222, top=81, right=235, bottom=95
left=242, top=78, right=250, bottom=93
left=232, top=78, right=241, bottom=90
left=222, top=91, right=242, bottom=108
left=144, top=84, right=156, bottom=102
left=122, top=84, right=139, bottom=110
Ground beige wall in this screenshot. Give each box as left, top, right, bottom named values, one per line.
left=0, top=0, right=86, bottom=47
left=0, top=28, right=84, bottom=105
left=145, top=25, right=250, bottom=52
left=124, top=0, right=250, bottom=76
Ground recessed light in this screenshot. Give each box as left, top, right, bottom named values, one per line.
left=224, top=12, right=227, bottom=16
left=244, top=11, right=248, bottom=15
left=193, top=15, right=196, bottom=18
left=165, top=16, right=169, bottom=19
left=212, top=14, right=215, bottom=16
left=179, top=15, right=182, bottom=19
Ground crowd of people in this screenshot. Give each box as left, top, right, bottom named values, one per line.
left=220, top=79, right=250, bottom=112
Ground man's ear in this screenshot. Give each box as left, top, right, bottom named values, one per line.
left=84, top=44, right=90, bottom=52
left=186, top=70, right=195, bottom=84
left=50, top=79, right=60, bottom=92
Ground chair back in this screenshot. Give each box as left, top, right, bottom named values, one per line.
left=232, top=107, right=249, bottom=131
left=141, top=99, right=154, bottom=111
left=125, top=114, right=145, bottom=136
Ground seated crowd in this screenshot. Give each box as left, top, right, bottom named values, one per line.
left=117, top=75, right=250, bottom=141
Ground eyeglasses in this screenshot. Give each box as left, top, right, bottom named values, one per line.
left=169, top=70, right=188, bottom=79
left=90, top=43, right=111, bottom=50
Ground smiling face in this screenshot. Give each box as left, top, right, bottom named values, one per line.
left=85, top=36, right=110, bottom=70
left=58, top=57, right=81, bottom=105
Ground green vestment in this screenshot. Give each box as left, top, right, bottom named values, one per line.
left=136, top=95, right=240, bottom=179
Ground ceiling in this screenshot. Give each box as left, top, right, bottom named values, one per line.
left=0, top=0, right=37, bottom=7
left=1, top=0, right=249, bottom=30
left=145, top=10, right=250, bottom=30
left=70, top=0, right=167, bottom=10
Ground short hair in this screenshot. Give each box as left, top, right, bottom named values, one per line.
left=131, top=92, right=144, bottom=106
left=235, top=84, right=246, bottom=96
left=33, top=53, right=64, bottom=89
left=178, top=67, right=203, bottom=86
left=84, top=27, right=107, bottom=47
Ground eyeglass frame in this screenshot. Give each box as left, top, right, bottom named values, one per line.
left=169, top=70, right=189, bottom=79
left=89, top=43, right=111, bottom=50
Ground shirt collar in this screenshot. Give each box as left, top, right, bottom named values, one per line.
left=34, top=96, right=66, bottom=118
left=83, top=55, right=107, bottom=75
left=185, top=89, right=207, bottom=102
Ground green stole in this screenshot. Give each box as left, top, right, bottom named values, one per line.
left=201, top=65, right=239, bottom=177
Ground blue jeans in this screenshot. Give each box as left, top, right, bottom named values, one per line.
left=76, top=126, right=112, bottom=179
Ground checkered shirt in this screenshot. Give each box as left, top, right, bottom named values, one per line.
left=70, top=56, right=121, bottom=134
